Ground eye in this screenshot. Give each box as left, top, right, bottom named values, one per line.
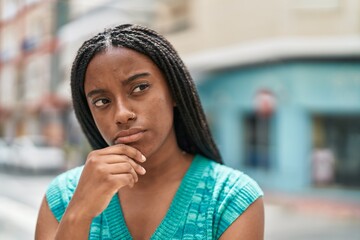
left=132, top=83, right=150, bottom=93
left=93, top=98, right=110, bottom=107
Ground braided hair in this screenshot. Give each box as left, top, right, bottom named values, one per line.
left=70, top=24, right=222, bottom=163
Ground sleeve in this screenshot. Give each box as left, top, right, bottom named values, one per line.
left=213, top=171, right=264, bottom=239
left=45, top=166, right=83, bottom=222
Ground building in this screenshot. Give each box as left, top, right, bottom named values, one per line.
left=0, top=0, right=70, bottom=146
left=163, top=0, right=360, bottom=190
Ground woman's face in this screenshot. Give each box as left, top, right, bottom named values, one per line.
left=84, top=47, right=176, bottom=157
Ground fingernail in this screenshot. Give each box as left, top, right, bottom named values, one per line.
left=141, top=155, right=146, bottom=162
left=141, top=167, right=146, bottom=174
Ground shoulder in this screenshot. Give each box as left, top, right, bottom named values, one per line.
left=195, top=155, right=264, bottom=238
left=199, top=155, right=263, bottom=199
left=45, top=166, right=84, bottom=221
left=219, top=197, right=264, bottom=240
left=47, top=166, right=84, bottom=195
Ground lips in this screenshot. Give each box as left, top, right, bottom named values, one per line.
left=113, top=128, right=146, bottom=145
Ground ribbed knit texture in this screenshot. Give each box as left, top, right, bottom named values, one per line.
left=46, top=155, right=263, bottom=239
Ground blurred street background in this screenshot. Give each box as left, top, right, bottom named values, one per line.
left=0, top=0, right=360, bottom=239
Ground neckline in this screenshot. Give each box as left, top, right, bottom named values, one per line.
left=103, top=154, right=208, bottom=239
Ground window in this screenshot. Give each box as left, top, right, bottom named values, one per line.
left=243, top=113, right=272, bottom=169
left=1, top=0, right=18, bottom=21
left=312, top=115, right=360, bottom=187
left=0, top=66, right=17, bottom=107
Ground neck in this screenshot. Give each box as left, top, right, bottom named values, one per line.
left=136, top=146, right=192, bottom=188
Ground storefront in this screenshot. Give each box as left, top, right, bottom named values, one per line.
left=196, top=59, right=360, bottom=190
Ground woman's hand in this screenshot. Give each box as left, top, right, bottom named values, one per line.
left=66, top=144, right=146, bottom=221
left=35, top=144, right=146, bottom=240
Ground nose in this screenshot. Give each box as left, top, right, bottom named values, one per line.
left=114, top=98, right=136, bottom=124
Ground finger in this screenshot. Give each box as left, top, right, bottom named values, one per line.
left=111, top=173, right=136, bottom=189
left=127, top=158, right=146, bottom=175
left=106, top=162, right=139, bottom=182
left=98, top=154, right=146, bottom=174
left=108, top=157, right=146, bottom=175
left=97, top=144, right=146, bottom=163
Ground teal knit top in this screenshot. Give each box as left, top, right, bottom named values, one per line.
left=46, top=154, right=263, bottom=239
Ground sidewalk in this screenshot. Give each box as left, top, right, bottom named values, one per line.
left=263, top=187, right=360, bottom=240
left=0, top=196, right=37, bottom=239
left=264, top=187, right=360, bottom=218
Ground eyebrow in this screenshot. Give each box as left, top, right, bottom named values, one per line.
left=124, top=72, right=150, bottom=85
left=86, top=72, right=151, bottom=98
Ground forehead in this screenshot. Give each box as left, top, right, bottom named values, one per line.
left=87, top=47, right=158, bottom=74
left=84, top=47, right=167, bottom=93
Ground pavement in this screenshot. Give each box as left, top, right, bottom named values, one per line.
left=264, top=188, right=360, bottom=240
left=264, top=187, right=360, bottom=219
left=0, top=196, right=38, bottom=239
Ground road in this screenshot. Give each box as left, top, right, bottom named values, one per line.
left=0, top=170, right=53, bottom=239
left=0, top=170, right=359, bottom=239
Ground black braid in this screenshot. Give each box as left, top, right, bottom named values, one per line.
left=70, top=24, right=222, bottom=163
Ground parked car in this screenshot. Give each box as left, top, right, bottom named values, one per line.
left=11, top=135, right=66, bottom=172
left=0, top=138, right=12, bottom=165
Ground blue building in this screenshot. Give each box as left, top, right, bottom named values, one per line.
left=191, top=41, right=360, bottom=191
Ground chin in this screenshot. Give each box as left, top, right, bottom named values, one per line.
left=130, top=141, right=151, bottom=157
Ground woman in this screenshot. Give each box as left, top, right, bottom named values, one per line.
left=35, top=24, right=264, bottom=239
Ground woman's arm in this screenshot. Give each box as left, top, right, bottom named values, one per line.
left=35, top=196, right=93, bottom=240
left=219, top=197, right=265, bottom=240
left=35, top=196, right=59, bottom=239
